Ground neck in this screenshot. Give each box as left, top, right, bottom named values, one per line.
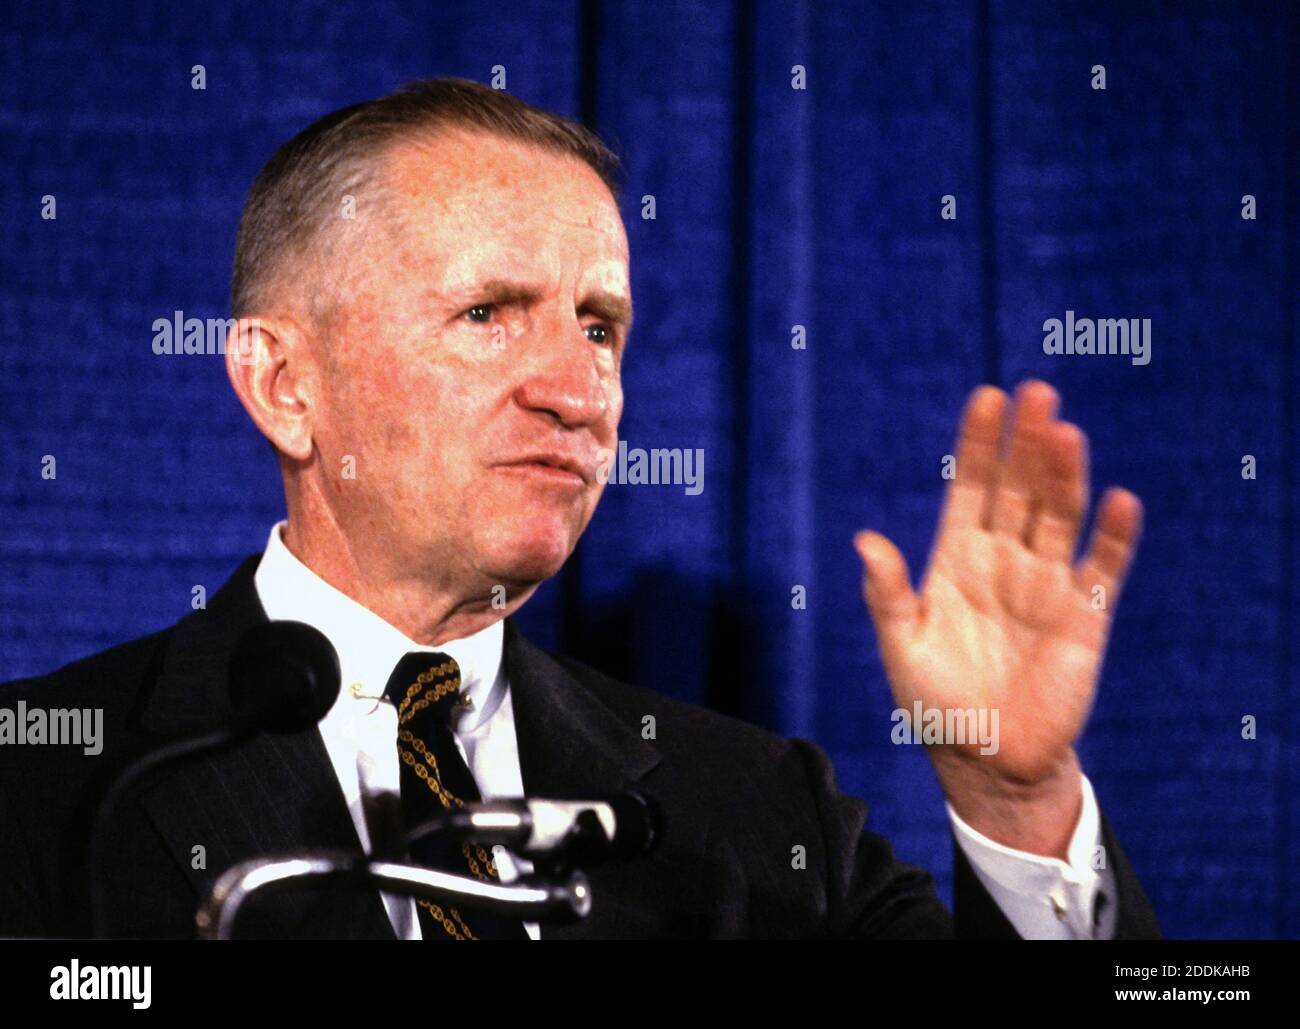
left=281, top=491, right=539, bottom=647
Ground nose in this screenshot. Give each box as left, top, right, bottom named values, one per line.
left=512, top=309, right=612, bottom=429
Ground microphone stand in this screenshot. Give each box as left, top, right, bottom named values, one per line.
left=195, top=851, right=591, bottom=940
left=403, top=804, right=635, bottom=875
left=194, top=795, right=653, bottom=939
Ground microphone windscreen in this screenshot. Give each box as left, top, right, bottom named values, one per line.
left=608, top=790, right=663, bottom=857
left=228, top=620, right=341, bottom=735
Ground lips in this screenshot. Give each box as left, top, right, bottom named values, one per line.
left=497, top=452, right=592, bottom=485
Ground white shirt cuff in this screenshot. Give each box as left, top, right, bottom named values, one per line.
left=946, top=774, right=1118, bottom=939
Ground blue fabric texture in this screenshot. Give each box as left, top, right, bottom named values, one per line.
left=0, top=1, right=1295, bottom=938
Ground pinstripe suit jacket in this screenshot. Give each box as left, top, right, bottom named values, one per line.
left=0, top=555, right=1161, bottom=939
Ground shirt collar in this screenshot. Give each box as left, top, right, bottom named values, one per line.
left=252, top=521, right=505, bottom=728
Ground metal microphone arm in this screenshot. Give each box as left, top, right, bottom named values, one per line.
left=406, top=805, right=532, bottom=849
left=195, top=851, right=591, bottom=940
left=403, top=795, right=658, bottom=866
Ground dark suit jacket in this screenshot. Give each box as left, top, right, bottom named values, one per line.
left=0, top=555, right=1161, bottom=939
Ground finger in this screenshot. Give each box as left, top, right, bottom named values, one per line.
left=854, top=531, right=920, bottom=661
left=988, top=380, right=1060, bottom=541
left=1074, top=487, right=1143, bottom=605
left=937, top=385, right=1008, bottom=537
left=1027, top=420, right=1089, bottom=563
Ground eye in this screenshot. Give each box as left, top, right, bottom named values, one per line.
left=464, top=304, right=494, bottom=324
left=585, top=323, right=612, bottom=346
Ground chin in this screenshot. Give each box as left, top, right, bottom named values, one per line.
left=479, top=526, right=576, bottom=586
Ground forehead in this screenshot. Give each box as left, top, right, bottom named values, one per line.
left=377, top=130, right=629, bottom=285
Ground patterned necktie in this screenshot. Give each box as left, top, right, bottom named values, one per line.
left=383, top=651, right=529, bottom=940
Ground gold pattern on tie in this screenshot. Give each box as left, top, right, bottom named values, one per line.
left=395, top=658, right=466, bottom=725
left=417, top=899, right=477, bottom=940
left=385, top=652, right=522, bottom=939
left=396, top=730, right=501, bottom=882
left=397, top=729, right=460, bottom=810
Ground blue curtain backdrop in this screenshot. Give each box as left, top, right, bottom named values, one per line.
left=1, top=1, right=1295, bottom=939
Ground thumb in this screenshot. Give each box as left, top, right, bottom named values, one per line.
left=854, top=530, right=920, bottom=654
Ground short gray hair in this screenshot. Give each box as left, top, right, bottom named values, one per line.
left=230, top=77, right=623, bottom=318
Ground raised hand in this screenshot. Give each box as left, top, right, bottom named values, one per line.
left=854, top=381, right=1142, bottom=856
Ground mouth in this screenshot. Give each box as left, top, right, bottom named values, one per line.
left=495, top=453, right=590, bottom=488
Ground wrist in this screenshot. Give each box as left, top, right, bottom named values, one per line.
left=931, top=749, right=1083, bottom=860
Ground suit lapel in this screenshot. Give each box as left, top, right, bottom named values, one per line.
left=130, top=561, right=671, bottom=940
left=132, top=555, right=393, bottom=939
left=504, top=619, right=660, bottom=796
left=503, top=620, right=675, bottom=939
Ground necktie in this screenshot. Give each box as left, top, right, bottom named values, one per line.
left=382, top=651, right=529, bottom=940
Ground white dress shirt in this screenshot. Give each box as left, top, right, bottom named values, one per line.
left=949, top=775, right=1117, bottom=938
left=252, top=521, right=1115, bottom=940
left=254, top=522, right=539, bottom=940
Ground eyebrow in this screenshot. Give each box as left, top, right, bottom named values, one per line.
left=448, top=278, right=633, bottom=333
left=579, top=289, right=634, bottom=334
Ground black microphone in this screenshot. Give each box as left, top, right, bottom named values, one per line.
left=89, top=620, right=341, bottom=937
left=227, top=620, right=341, bottom=735
left=406, top=791, right=663, bottom=865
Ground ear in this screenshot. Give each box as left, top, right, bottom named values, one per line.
left=224, top=315, right=317, bottom=463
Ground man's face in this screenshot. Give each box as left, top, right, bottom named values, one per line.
left=309, top=129, right=630, bottom=594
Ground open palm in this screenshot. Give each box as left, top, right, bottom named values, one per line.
left=856, top=381, right=1142, bottom=787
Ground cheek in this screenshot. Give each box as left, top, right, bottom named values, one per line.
left=602, top=379, right=624, bottom=438
left=376, top=412, right=421, bottom=463
left=320, top=364, right=436, bottom=481
left=381, top=383, right=499, bottom=499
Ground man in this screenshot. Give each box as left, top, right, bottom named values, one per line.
left=0, top=78, right=1159, bottom=939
